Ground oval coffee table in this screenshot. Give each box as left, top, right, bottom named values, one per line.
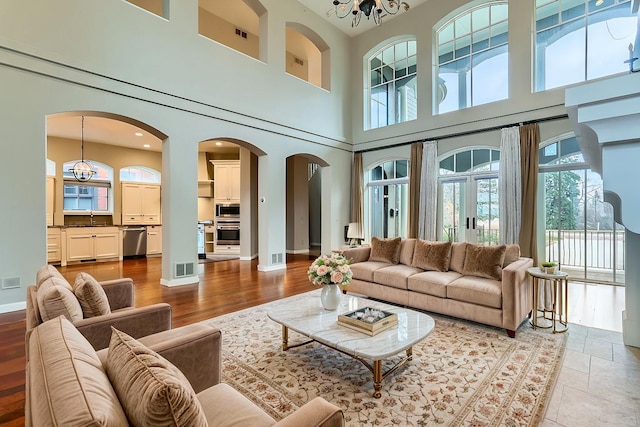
left=267, top=291, right=435, bottom=398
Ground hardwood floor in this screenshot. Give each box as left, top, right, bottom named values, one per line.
left=0, top=255, right=316, bottom=426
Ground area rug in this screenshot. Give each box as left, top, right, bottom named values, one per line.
left=200, top=291, right=567, bottom=427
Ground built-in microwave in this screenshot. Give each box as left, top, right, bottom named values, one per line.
left=215, top=203, right=240, bottom=219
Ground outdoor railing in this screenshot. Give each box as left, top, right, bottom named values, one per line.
left=545, top=229, right=625, bottom=274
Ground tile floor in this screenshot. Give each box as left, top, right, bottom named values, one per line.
left=541, top=282, right=640, bottom=426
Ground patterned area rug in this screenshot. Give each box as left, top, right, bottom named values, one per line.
left=200, top=291, right=566, bottom=427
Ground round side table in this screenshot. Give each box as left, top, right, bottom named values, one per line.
left=527, top=267, right=569, bottom=333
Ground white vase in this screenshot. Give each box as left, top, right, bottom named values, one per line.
left=320, top=284, right=342, bottom=310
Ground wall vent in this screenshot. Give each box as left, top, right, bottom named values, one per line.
left=234, top=28, right=247, bottom=39
left=174, top=262, right=195, bottom=278
left=294, top=57, right=304, bottom=66
left=271, top=253, right=283, bottom=264
left=1, top=277, right=21, bottom=290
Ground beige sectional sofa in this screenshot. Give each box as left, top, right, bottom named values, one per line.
left=26, top=316, right=345, bottom=427
left=343, top=238, right=533, bottom=337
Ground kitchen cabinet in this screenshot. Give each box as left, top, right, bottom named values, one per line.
left=212, top=161, right=240, bottom=202
left=205, top=225, right=215, bottom=254
left=47, top=228, right=61, bottom=264
left=65, top=227, right=120, bottom=264
left=146, top=225, right=162, bottom=256
left=122, top=183, right=161, bottom=224
left=46, top=177, right=55, bottom=226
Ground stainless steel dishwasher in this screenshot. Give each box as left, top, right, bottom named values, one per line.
left=122, top=226, right=147, bottom=258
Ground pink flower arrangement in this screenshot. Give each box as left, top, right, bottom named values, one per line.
left=307, top=253, right=352, bottom=287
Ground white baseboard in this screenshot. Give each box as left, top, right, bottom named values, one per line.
left=0, top=301, right=26, bottom=313
left=239, top=253, right=258, bottom=261
left=286, top=249, right=310, bottom=254
left=258, top=264, right=287, bottom=272
left=160, top=276, right=199, bottom=287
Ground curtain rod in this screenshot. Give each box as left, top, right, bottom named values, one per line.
left=355, top=114, right=569, bottom=154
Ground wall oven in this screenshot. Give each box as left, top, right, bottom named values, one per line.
left=216, top=221, right=240, bottom=245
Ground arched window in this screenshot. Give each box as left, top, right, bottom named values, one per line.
left=436, top=3, right=508, bottom=114
left=367, top=160, right=409, bottom=239
left=120, top=166, right=161, bottom=183
left=535, top=0, right=636, bottom=91
left=438, top=148, right=501, bottom=244
left=365, top=39, right=417, bottom=130
left=62, top=161, right=113, bottom=212
left=539, top=134, right=624, bottom=283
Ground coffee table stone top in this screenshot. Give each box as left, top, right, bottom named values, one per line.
left=267, top=291, right=435, bottom=360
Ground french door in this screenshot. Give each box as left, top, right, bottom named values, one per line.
left=439, top=175, right=499, bottom=245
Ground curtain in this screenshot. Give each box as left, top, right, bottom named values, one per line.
left=418, top=141, right=438, bottom=241
left=499, top=127, right=521, bottom=245
left=351, top=152, right=364, bottom=238
left=519, top=123, right=540, bottom=264
left=408, top=142, right=422, bottom=238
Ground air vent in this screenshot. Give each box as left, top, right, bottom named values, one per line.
left=1, top=277, right=21, bottom=290
left=235, top=28, right=247, bottom=39
left=271, top=253, right=283, bottom=264
left=174, top=262, right=195, bottom=278
left=294, top=57, right=304, bottom=66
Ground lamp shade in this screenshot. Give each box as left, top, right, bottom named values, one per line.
left=346, top=222, right=363, bottom=239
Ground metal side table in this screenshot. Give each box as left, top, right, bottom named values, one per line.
left=527, top=267, right=569, bottom=333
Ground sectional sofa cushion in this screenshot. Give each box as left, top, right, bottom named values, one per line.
left=411, top=240, right=452, bottom=272
left=368, top=237, right=402, bottom=264
left=74, top=272, right=111, bottom=318
left=449, top=242, right=468, bottom=274
left=407, top=271, right=463, bottom=298
left=35, top=264, right=66, bottom=289
left=373, top=264, right=422, bottom=290
left=37, top=277, right=83, bottom=322
left=350, top=261, right=392, bottom=282
left=106, top=327, right=207, bottom=427
left=28, top=316, right=128, bottom=426
left=446, top=276, right=503, bottom=309
left=462, top=244, right=507, bottom=280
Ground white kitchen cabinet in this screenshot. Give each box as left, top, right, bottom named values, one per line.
left=146, top=225, right=162, bottom=256
left=46, top=177, right=55, bottom=226
left=212, top=161, right=240, bottom=202
left=47, top=227, right=61, bottom=264
left=121, top=183, right=161, bottom=224
left=65, top=227, right=120, bottom=264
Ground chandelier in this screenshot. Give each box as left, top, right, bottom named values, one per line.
left=330, top=0, right=410, bottom=27
left=68, top=116, right=96, bottom=182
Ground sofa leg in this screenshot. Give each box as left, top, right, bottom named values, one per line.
left=506, top=329, right=516, bottom=338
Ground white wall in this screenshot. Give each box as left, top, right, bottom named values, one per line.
left=0, top=0, right=353, bottom=309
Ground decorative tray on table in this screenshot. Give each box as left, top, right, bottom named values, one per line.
left=337, top=307, right=398, bottom=336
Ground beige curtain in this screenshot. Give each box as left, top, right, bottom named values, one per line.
left=351, top=153, right=364, bottom=238
left=519, top=123, right=540, bottom=264
left=408, top=143, right=422, bottom=238
left=418, top=141, right=438, bottom=240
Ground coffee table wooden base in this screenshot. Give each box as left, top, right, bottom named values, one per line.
left=280, top=325, right=413, bottom=399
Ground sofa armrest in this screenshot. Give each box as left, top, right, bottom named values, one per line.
left=100, top=278, right=134, bottom=310
left=273, top=397, right=344, bottom=427
left=139, top=324, right=222, bottom=393
left=74, top=302, right=172, bottom=350
left=342, top=246, right=371, bottom=264
left=501, top=257, right=534, bottom=332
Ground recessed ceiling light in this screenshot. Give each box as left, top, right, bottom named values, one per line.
left=135, top=132, right=143, bottom=137
left=215, top=142, right=222, bottom=146
left=143, top=144, right=150, bottom=148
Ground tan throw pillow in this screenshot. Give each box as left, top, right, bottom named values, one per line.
left=462, top=244, right=507, bottom=281
left=449, top=242, right=468, bottom=273
left=411, top=240, right=452, bottom=272
left=106, top=328, right=207, bottom=427
left=37, top=277, right=83, bottom=322
left=503, top=244, right=521, bottom=267
left=35, top=265, right=67, bottom=289
left=368, top=237, right=402, bottom=264
left=74, top=272, right=111, bottom=318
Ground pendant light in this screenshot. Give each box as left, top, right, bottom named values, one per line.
left=68, top=115, right=96, bottom=182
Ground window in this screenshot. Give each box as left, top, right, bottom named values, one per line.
left=438, top=148, right=501, bottom=244
left=63, top=161, right=113, bottom=212
left=46, top=159, right=56, bottom=177
left=539, top=135, right=624, bottom=283
left=120, top=166, right=161, bottom=183
left=367, top=160, right=409, bottom=239
left=366, top=39, right=417, bottom=129
left=436, top=3, right=508, bottom=114
left=535, top=0, right=636, bottom=92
